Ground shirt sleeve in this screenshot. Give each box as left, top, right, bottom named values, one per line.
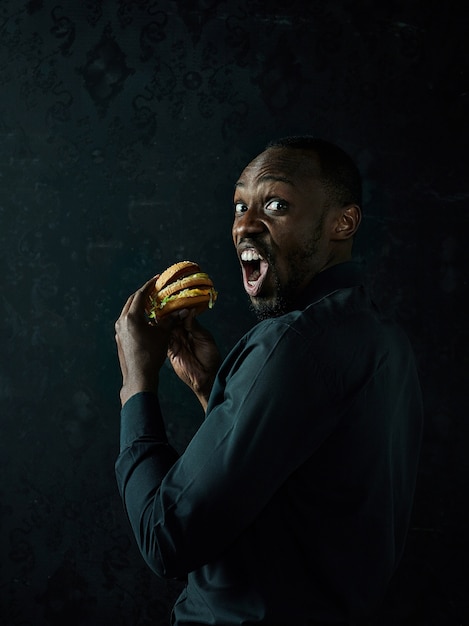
left=115, top=320, right=338, bottom=579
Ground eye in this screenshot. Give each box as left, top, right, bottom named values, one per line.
left=265, top=199, right=288, bottom=212
left=234, top=201, right=248, bottom=215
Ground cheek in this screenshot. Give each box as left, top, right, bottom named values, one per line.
left=271, top=230, right=301, bottom=258
left=231, top=223, right=237, bottom=244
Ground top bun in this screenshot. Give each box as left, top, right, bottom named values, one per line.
left=154, top=261, right=201, bottom=292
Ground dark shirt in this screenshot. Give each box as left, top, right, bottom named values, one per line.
left=115, top=262, right=423, bottom=625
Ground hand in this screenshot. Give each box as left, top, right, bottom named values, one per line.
left=167, top=310, right=221, bottom=412
left=115, top=276, right=171, bottom=406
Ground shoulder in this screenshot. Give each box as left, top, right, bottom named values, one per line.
left=235, top=285, right=372, bottom=353
left=223, top=285, right=412, bottom=382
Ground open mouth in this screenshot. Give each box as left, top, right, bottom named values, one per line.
left=240, top=248, right=269, bottom=297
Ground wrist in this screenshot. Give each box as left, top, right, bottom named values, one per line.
left=120, top=374, right=159, bottom=407
left=195, top=391, right=210, bottom=413
left=193, top=376, right=215, bottom=413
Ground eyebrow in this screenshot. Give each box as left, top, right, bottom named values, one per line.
left=235, top=174, right=294, bottom=188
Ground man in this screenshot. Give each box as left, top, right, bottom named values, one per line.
left=115, top=137, right=423, bottom=625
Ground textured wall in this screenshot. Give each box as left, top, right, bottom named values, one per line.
left=0, top=1, right=467, bottom=625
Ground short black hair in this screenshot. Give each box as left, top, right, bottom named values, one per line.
left=266, top=136, right=362, bottom=207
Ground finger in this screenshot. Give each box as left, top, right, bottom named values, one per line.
left=171, top=308, right=190, bottom=321
left=168, top=320, right=185, bottom=346
left=167, top=331, right=180, bottom=358
left=118, top=275, right=156, bottom=319
left=157, top=306, right=191, bottom=332
left=119, top=291, right=137, bottom=318
left=184, top=310, right=207, bottom=336
left=128, top=275, right=159, bottom=314
left=156, top=313, right=177, bottom=332
left=178, top=308, right=197, bottom=332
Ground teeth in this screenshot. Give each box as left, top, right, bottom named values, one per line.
left=241, top=249, right=263, bottom=262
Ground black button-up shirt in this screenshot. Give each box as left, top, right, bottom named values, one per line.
left=115, top=262, right=423, bottom=625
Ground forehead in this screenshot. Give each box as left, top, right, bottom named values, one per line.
left=236, top=147, right=321, bottom=187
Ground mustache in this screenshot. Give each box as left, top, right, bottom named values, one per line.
left=237, top=236, right=274, bottom=262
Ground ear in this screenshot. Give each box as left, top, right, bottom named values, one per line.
left=330, top=204, right=361, bottom=241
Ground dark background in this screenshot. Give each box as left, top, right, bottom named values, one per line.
left=1, top=1, right=468, bottom=625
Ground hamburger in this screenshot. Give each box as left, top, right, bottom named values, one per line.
left=146, top=260, right=218, bottom=321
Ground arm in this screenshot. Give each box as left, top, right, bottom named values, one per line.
left=114, top=277, right=223, bottom=576
left=115, top=320, right=337, bottom=579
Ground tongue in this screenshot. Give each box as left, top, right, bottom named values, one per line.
left=243, top=260, right=269, bottom=296
left=248, top=267, right=261, bottom=283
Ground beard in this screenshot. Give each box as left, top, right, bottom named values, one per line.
left=249, top=213, right=325, bottom=321
left=248, top=269, right=289, bottom=321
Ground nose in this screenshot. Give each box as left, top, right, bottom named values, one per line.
left=232, top=207, right=265, bottom=240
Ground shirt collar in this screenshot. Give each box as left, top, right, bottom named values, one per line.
left=295, top=260, right=366, bottom=309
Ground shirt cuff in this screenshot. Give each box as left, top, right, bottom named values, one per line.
left=120, top=391, right=168, bottom=450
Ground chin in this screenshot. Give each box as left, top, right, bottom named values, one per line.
left=249, top=294, right=290, bottom=321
